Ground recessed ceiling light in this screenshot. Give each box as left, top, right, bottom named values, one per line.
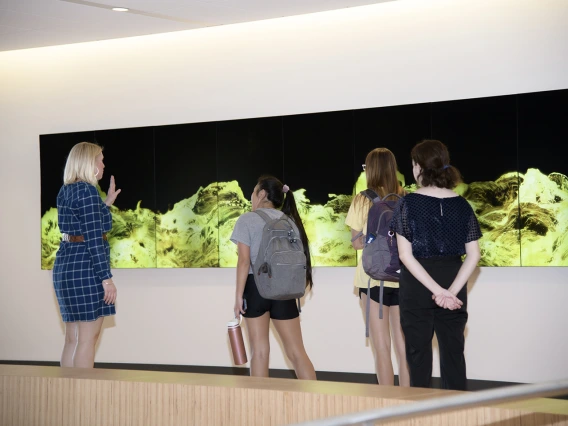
left=112, top=7, right=129, bottom=12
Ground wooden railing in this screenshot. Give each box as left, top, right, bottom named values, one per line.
left=1, top=364, right=567, bottom=426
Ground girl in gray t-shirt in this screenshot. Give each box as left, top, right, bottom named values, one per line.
left=230, top=175, right=316, bottom=380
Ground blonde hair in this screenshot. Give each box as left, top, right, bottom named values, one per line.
left=353, top=147, right=404, bottom=211
left=63, top=142, right=102, bottom=186
left=364, top=147, right=403, bottom=197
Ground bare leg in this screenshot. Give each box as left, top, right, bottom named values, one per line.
left=61, top=322, right=78, bottom=368
left=244, top=312, right=271, bottom=377
left=361, top=293, right=394, bottom=385
left=73, top=317, right=104, bottom=368
left=272, top=317, right=316, bottom=380
left=389, top=305, right=410, bottom=387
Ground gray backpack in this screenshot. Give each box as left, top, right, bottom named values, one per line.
left=252, top=210, right=307, bottom=306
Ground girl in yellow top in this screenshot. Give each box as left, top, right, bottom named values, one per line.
left=345, top=147, right=410, bottom=387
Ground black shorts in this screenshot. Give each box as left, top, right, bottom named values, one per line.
left=242, top=274, right=299, bottom=320
left=359, top=286, right=400, bottom=307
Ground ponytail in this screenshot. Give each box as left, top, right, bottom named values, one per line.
left=282, top=190, right=313, bottom=289
left=257, top=175, right=313, bottom=289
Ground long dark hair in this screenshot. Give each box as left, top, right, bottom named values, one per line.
left=411, top=139, right=462, bottom=189
left=256, top=175, right=313, bottom=289
left=354, top=147, right=404, bottom=210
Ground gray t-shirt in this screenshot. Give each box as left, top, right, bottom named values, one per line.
left=230, top=208, right=300, bottom=274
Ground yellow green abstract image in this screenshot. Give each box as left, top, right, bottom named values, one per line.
left=41, top=169, right=568, bottom=269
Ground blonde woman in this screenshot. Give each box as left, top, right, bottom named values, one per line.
left=53, top=142, right=121, bottom=368
left=346, top=148, right=410, bottom=386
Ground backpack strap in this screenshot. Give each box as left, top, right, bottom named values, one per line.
left=255, top=209, right=294, bottom=230
left=250, top=210, right=270, bottom=278
left=362, top=191, right=403, bottom=203
left=381, top=193, right=403, bottom=201
left=253, top=209, right=272, bottom=224
left=351, top=231, right=363, bottom=242
left=365, top=279, right=385, bottom=338
left=362, top=188, right=384, bottom=338
left=365, top=277, right=371, bottom=338
left=379, top=280, right=384, bottom=320
left=361, top=189, right=380, bottom=201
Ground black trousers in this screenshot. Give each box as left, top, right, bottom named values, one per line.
left=399, top=256, right=468, bottom=391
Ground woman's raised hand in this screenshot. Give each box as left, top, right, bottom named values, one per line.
left=105, top=176, right=122, bottom=207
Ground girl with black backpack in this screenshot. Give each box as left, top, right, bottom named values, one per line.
left=345, top=148, right=410, bottom=387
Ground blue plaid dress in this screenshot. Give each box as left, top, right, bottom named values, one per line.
left=53, top=181, right=115, bottom=322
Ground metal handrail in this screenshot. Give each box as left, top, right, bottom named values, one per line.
left=288, top=379, right=568, bottom=426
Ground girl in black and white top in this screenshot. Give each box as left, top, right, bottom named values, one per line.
left=391, top=139, right=482, bottom=391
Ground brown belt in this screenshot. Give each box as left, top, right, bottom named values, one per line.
left=62, top=233, right=108, bottom=242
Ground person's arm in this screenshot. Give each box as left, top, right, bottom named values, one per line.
left=397, top=233, right=442, bottom=294
left=78, top=184, right=112, bottom=282
left=397, top=233, right=463, bottom=309
left=346, top=194, right=366, bottom=250
left=350, top=228, right=364, bottom=250
left=445, top=206, right=482, bottom=297
left=78, top=183, right=116, bottom=304
left=448, top=240, right=480, bottom=296
left=234, top=242, right=251, bottom=318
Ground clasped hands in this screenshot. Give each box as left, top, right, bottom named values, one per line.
left=432, top=288, right=463, bottom=310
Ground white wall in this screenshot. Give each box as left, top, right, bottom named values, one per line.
left=1, top=0, right=567, bottom=384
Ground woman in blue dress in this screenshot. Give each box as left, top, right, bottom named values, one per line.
left=53, top=142, right=121, bottom=368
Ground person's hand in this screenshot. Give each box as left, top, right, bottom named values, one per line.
left=432, top=289, right=462, bottom=310
left=103, top=279, right=117, bottom=305
left=355, top=234, right=365, bottom=250
left=105, top=176, right=121, bottom=207
left=433, top=292, right=459, bottom=310
left=234, top=294, right=246, bottom=318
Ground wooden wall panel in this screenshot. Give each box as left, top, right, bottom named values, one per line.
left=1, top=366, right=567, bottom=426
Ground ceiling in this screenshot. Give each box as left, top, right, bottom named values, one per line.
left=0, top=0, right=394, bottom=52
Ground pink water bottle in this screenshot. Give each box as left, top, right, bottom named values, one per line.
left=228, top=316, right=247, bottom=365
